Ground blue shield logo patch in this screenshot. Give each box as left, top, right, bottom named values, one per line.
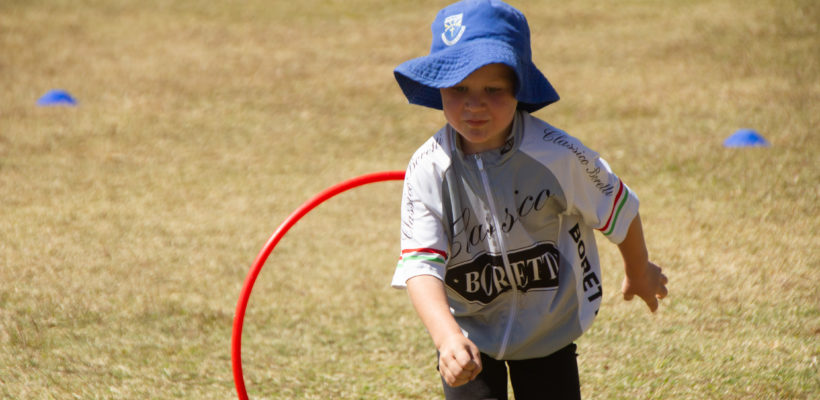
left=441, top=13, right=466, bottom=46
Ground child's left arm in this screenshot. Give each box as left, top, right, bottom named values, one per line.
left=617, top=213, right=669, bottom=312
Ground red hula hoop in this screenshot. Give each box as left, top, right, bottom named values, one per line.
left=232, top=170, right=405, bottom=400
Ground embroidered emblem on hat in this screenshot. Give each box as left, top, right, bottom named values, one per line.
left=441, top=13, right=466, bottom=46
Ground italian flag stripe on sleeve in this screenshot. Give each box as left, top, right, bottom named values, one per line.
left=397, top=248, right=447, bottom=267
left=598, top=179, right=629, bottom=237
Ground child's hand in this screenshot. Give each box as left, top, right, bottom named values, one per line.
left=438, top=333, right=482, bottom=387
left=621, top=260, right=668, bottom=312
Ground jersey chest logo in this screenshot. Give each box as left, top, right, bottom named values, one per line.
left=445, top=242, right=560, bottom=304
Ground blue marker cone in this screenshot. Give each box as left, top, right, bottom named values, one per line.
left=37, top=89, right=78, bottom=106
left=723, top=129, right=769, bottom=148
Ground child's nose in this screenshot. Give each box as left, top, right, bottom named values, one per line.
left=464, top=93, right=485, bottom=110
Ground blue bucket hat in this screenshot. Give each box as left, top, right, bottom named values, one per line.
left=394, top=0, right=559, bottom=113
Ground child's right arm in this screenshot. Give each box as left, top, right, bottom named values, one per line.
left=406, top=275, right=483, bottom=387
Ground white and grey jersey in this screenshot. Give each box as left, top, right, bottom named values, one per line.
left=392, top=111, right=639, bottom=360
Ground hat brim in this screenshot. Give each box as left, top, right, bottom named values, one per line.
left=394, top=39, right=559, bottom=112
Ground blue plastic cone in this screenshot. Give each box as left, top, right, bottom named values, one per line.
left=723, top=129, right=769, bottom=148
left=37, top=89, right=78, bottom=106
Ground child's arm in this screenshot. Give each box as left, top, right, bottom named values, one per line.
left=406, top=275, right=482, bottom=387
left=617, top=213, right=669, bottom=312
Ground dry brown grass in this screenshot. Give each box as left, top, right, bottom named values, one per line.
left=1, top=0, right=817, bottom=398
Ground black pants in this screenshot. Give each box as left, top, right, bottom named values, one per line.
left=441, top=343, right=581, bottom=400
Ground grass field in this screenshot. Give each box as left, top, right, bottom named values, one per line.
left=1, top=0, right=818, bottom=398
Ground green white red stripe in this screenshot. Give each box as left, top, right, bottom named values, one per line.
left=598, top=179, right=628, bottom=237
left=397, top=248, right=447, bottom=267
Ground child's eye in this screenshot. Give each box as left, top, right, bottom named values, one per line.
left=485, top=87, right=502, bottom=94
left=453, top=86, right=468, bottom=93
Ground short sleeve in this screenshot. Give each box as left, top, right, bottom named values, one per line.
left=391, top=165, right=450, bottom=288
left=544, top=131, right=639, bottom=245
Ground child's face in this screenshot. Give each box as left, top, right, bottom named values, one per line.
left=440, top=63, right=518, bottom=155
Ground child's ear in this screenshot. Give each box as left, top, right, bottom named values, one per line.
left=505, top=66, right=521, bottom=105
left=506, top=67, right=519, bottom=95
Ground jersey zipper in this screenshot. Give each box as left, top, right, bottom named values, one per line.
left=474, top=154, right=519, bottom=359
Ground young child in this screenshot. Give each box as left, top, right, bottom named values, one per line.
left=390, top=1, right=669, bottom=399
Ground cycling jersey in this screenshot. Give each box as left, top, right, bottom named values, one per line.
left=392, top=111, right=639, bottom=360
